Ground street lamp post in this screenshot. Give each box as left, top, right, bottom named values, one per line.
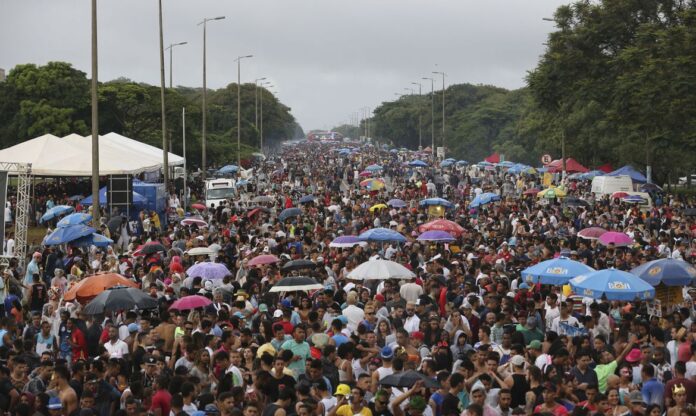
left=235, top=55, right=253, bottom=167
left=422, top=77, right=435, bottom=154
left=260, top=82, right=273, bottom=155
left=412, top=82, right=422, bottom=150
left=165, top=41, right=187, bottom=88
left=542, top=17, right=567, bottom=179
left=404, top=87, right=414, bottom=95
left=90, top=0, right=99, bottom=224
left=158, top=0, right=168, bottom=186
left=433, top=71, right=446, bottom=160
left=197, top=16, right=225, bottom=179
left=254, top=77, right=266, bottom=152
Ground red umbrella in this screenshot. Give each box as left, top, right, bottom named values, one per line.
left=191, top=203, right=206, bottom=211
left=248, top=254, right=281, bottom=266
left=611, top=191, right=629, bottom=199
left=419, top=219, right=465, bottom=237
left=523, top=188, right=541, bottom=196
left=577, top=227, right=607, bottom=240
left=169, top=295, right=212, bottom=311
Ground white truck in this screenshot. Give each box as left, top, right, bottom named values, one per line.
left=205, top=179, right=236, bottom=209
left=591, top=175, right=633, bottom=196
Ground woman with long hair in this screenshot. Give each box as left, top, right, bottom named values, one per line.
left=606, top=388, right=630, bottom=416
left=375, top=319, right=395, bottom=348
left=189, top=349, right=217, bottom=395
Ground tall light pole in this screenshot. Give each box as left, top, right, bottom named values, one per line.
left=90, top=0, right=99, bottom=224
left=260, top=82, right=273, bottom=157
left=404, top=87, right=414, bottom=95
left=412, top=82, right=422, bottom=150
left=422, top=77, right=435, bottom=154
left=254, top=77, right=266, bottom=129
left=197, top=16, right=225, bottom=179
left=182, top=107, right=187, bottom=207
left=165, top=41, right=187, bottom=88
left=158, top=0, right=168, bottom=186
left=433, top=71, right=446, bottom=160
left=543, top=16, right=566, bottom=179
left=235, top=55, right=253, bottom=167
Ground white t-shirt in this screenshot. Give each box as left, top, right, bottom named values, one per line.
left=544, top=305, right=560, bottom=331
left=104, top=339, right=129, bottom=359
left=685, top=361, right=696, bottom=379
left=550, top=315, right=580, bottom=335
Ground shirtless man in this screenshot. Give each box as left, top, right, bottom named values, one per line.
left=50, top=366, right=77, bottom=415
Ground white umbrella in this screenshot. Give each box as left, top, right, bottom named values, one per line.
left=328, top=205, right=341, bottom=213
left=347, top=259, right=416, bottom=280
left=186, top=247, right=215, bottom=256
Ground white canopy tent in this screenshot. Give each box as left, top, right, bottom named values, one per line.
left=0, top=133, right=183, bottom=176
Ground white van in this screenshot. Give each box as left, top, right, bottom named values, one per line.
left=591, top=175, right=633, bottom=196
left=205, top=179, right=236, bottom=209
left=624, top=191, right=654, bottom=212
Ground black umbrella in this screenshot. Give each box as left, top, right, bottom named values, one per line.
left=136, top=242, right=167, bottom=255
left=269, top=276, right=323, bottom=293
left=281, top=259, right=317, bottom=272
left=563, top=197, right=591, bottom=208
left=82, top=286, right=158, bottom=315
left=107, top=216, right=126, bottom=235
left=380, top=370, right=440, bottom=389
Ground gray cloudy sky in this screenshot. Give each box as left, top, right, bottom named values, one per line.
left=0, top=0, right=567, bottom=133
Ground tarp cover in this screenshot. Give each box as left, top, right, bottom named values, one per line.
left=545, top=158, right=589, bottom=173
left=606, top=165, right=647, bottom=183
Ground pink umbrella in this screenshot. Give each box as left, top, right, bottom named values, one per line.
left=599, top=231, right=633, bottom=247
left=248, top=254, right=281, bottom=266
left=169, top=295, right=212, bottom=311
left=577, top=227, right=607, bottom=240
left=181, top=218, right=208, bottom=227
left=359, top=171, right=372, bottom=177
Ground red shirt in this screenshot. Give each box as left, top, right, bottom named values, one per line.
left=278, top=320, right=294, bottom=335
left=71, top=327, right=87, bottom=363
left=150, top=388, right=172, bottom=415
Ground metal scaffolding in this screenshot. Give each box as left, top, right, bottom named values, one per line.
left=0, top=162, right=32, bottom=270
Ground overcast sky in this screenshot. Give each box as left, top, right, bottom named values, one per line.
left=0, top=0, right=568, bottom=133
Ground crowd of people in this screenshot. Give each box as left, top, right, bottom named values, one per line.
left=1, top=140, right=696, bottom=416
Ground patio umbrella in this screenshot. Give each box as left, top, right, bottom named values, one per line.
left=43, top=224, right=96, bottom=246
left=419, top=198, right=454, bottom=208
left=252, top=195, right=274, bottom=203
left=569, top=269, right=655, bottom=301
left=63, top=273, right=138, bottom=302
left=598, top=231, right=633, bottom=247
left=181, top=218, right=208, bottom=227
left=359, top=178, right=385, bottom=191
left=269, top=276, right=323, bottom=293
left=521, top=257, right=595, bottom=285
left=380, top=370, right=440, bottom=388
left=631, top=259, right=696, bottom=286
left=469, top=192, right=501, bottom=208
left=133, top=242, right=167, bottom=256
left=191, top=203, right=207, bottom=211
left=299, top=195, right=316, bottom=204
left=56, top=213, right=92, bottom=227
left=329, top=236, right=368, bottom=248
left=71, top=233, right=114, bottom=248
left=387, top=199, right=407, bottom=208
left=537, top=187, right=567, bottom=199
left=248, top=254, right=281, bottom=266
left=279, top=207, right=302, bottom=221
left=40, top=205, right=75, bottom=224
left=416, top=230, right=455, bottom=242
left=358, top=228, right=407, bottom=243
left=281, top=259, right=317, bottom=272
left=169, top=295, right=212, bottom=311
left=187, top=262, right=231, bottom=280
left=419, top=219, right=465, bottom=237
left=82, top=286, right=158, bottom=314
left=563, top=197, right=591, bottom=208
left=577, top=227, right=607, bottom=240
left=186, top=247, right=215, bottom=256
left=369, top=203, right=388, bottom=212
left=346, top=259, right=415, bottom=280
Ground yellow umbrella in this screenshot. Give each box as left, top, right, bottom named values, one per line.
left=537, top=186, right=567, bottom=199
left=369, top=203, right=388, bottom=212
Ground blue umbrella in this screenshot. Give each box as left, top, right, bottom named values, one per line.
left=43, top=224, right=96, bottom=246
left=419, top=198, right=454, bottom=208
left=631, top=259, right=696, bottom=286
left=81, top=187, right=148, bottom=206
left=469, top=192, right=501, bottom=208
left=57, top=213, right=93, bottom=228
left=68, top=195, right=84, bottom=201
left=366, top=164, right=383, bottom=172
left=235, top=179, right=249, bottom=187
left=417, top=230, right=455, bottom=242
left=387, top=199, right=407, bottom=208
left=569, top=269, right=655, bottom=301
left=279, top=207, right=302, bottom=221
left=440, top=160, right=454, bottom=168
left=456, top=160, right=469, bottom=166
left=409, top=160, right=428, bottom=167
left=497, top=161, right=515, bottom=167
left=522, top=257, right=595, bottom=285
left=299, top=195, right=316, bottom=204
left=358, top=227, right=407, bottom=243
left=40, top=205, right=74, bottom=224
left=623, top=195, right=645, bottom=203
left=217, top=165, right=239, bottom=174
left=71, top=233, right=114, bottom=247
left=478, top=161, right=493, bottom=166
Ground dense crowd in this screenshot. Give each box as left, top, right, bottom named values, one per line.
left=1, top=141, right=696, bottom=416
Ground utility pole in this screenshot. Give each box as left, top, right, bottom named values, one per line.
left=412, top=82, right=422, bottom=150
left=422, top=77, right=435, bottom=155
left=158, top=0, right=168, bottom=186
left=182, top=107, right=187, bottom=207
left=433, top=71, right=446, bottom=160
left=235, top=55, right=253, bottom=167
left=198, top=16, right=225, bottom=179
left=90, top=0, right=99, bottom=224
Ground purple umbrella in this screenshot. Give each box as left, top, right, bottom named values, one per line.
left=387, top=199, right=407, bottom=208
left=577, top=227, right=607, bottom=240
left=186, top=262, right=231, bottom=280
left=329, top=236, right=367, bottom=248
left=598, top=231, right=633, bottom=247
left=416, top=230, right=456, bottom=242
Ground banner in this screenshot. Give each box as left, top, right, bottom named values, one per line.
left=543, top=172, right=553, bottom=187
left=0, top=171, right=7, bottom=255
left=560, top=322, right=588, bottom=338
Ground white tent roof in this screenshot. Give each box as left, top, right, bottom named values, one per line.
left=0, top=132, right=184, bottom=176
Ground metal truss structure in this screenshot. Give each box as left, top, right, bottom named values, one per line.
left=0, top=162, right=32, bottom=270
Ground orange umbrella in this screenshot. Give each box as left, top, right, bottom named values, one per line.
left=64, top=273, right=139, bottom=303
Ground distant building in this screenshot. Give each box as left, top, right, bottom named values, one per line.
left=0, top=68, right=5, bottom=82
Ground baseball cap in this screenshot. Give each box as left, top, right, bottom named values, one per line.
left=258, top=304, right=268, bottom=313
left=510, top=355, right=525, bottom=367
left=412, top=331, right=424, bottom=341
left=519, top=282, right=530, bottom=290
left=380, top=346, right=394, bottom=359
left=273, top=310, right=283, bottom=318
left=626, top=348, right=641, bottom=363
left=527, top=340, right=542, bottom=350
left=127, top=323, right=139, bottom=333
left=48, top=397, right=63, bottom=410
left=145, top=355, right=157, bottom=365
left=335, top=384, right=351, bottom=396
left=374, top=293, right=385, bottom=302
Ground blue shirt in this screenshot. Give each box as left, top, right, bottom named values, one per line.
left=641, top=378, right=664, bottom=407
